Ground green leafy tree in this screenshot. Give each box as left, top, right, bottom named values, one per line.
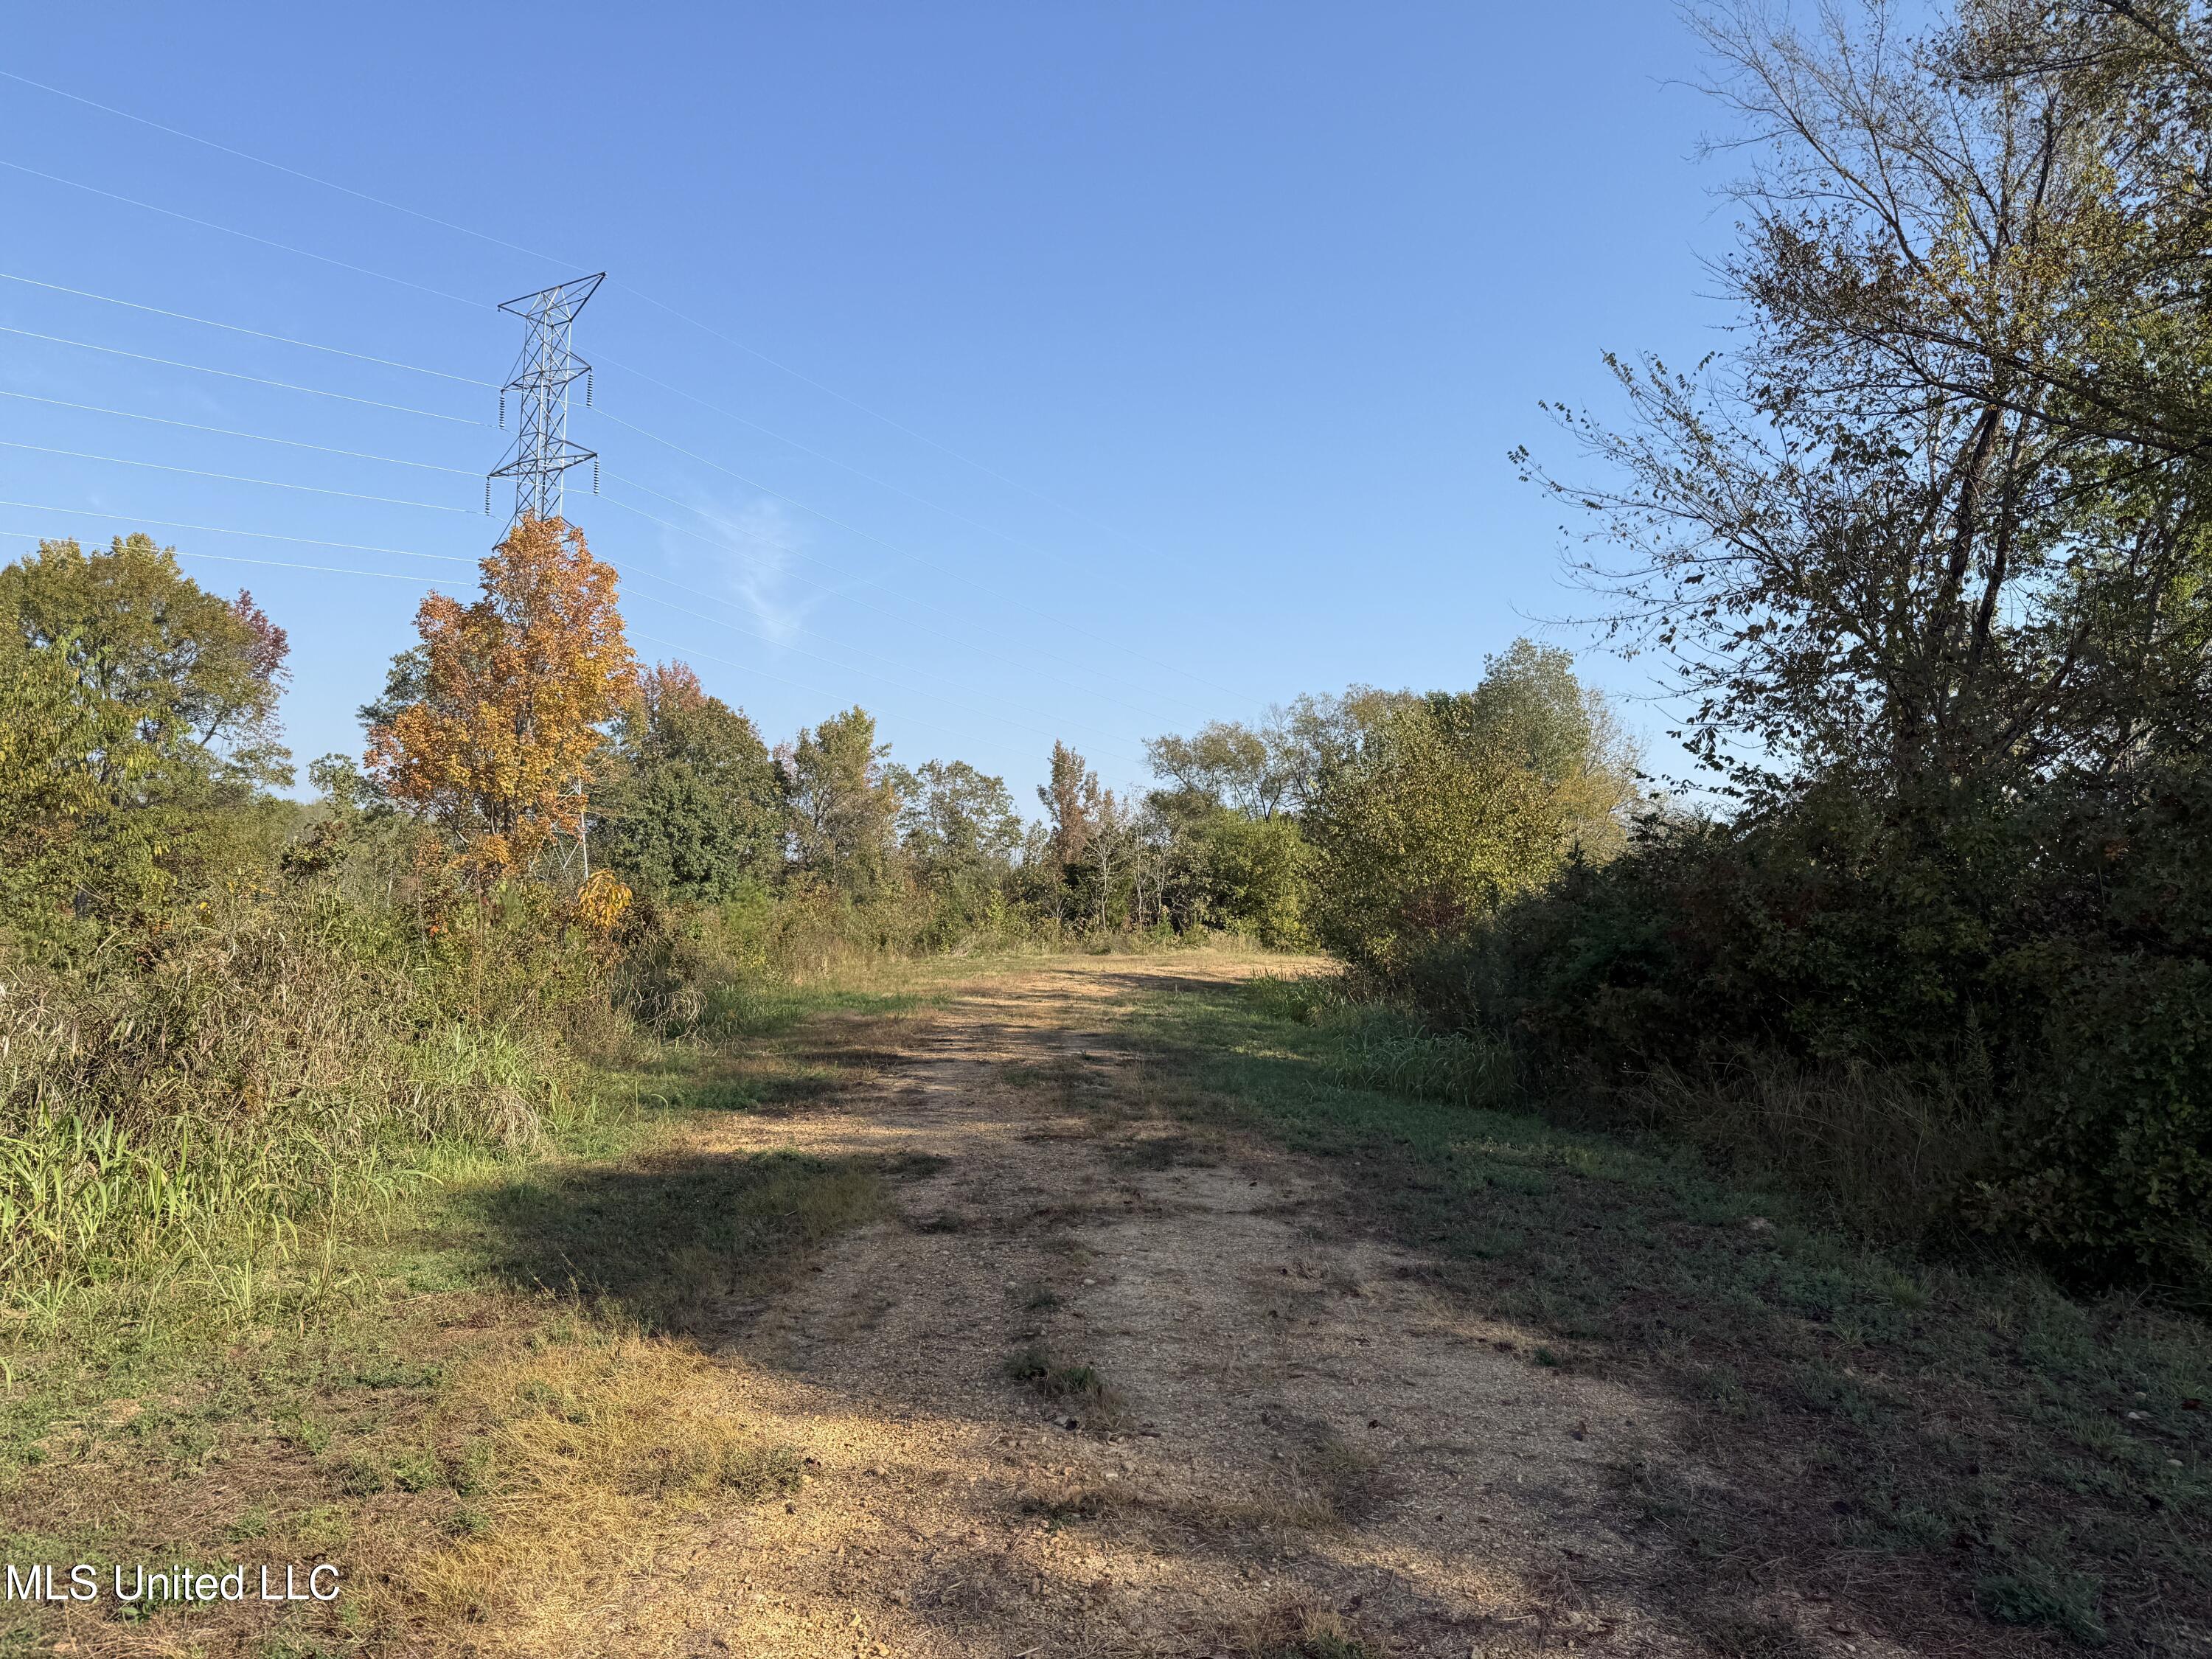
left=1144, top=720, right=1289, bottom=817
left=1306, top=700, right=1558, bottom=973
left=1191, top=807, right=1311, bottom=945
left=1304, top=647, right=1634, bottom=973
left=782, top=707, right=900, bottom=895
left=0, top=535, right=292, bottom=941
left=891, top=760, right=1021, bottom=883
left=1, top=535, right=291, bottom=793
left=598, top=661, right=783, bottom=901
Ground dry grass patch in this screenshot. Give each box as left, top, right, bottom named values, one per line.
left=1228, top=1589, right=1382, bottom=1658
left=1004, top=1341, right=1130, bottom=1432
left=405, top=1331, right=799, bottom=1649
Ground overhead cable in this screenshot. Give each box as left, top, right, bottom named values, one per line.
left=0, top=156, right=484, bottom=308
left=0, top=73, right=1211, bottom=667
left=0, top=271, right=493, bottom=384
left=0, top=390, right=477, bottom=473
left=0, top=324, right=484, bottom=423
left=0, top=497, right=477, bottom=563
left=0, top=439, right=470, bottom=512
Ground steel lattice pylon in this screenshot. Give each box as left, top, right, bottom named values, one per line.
left=488, top=273, right=605, bottom=524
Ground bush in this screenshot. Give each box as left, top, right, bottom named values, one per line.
left=0, top=855, right=616, bottom=1291
left=1400, top=771, right=2212, bottom=1284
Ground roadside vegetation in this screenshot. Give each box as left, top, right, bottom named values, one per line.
left=1, top=1, right=2209, bottom=1653
left=1121, top=973, right=2212, bottom=1655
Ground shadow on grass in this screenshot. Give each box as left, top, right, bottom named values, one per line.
left=1119, top=973, right=2212, bottom=1659
left=446, top=1146, right=936, bottom=1336
left=713, top=986, right=934, bottom=1040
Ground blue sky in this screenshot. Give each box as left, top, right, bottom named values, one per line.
left=1, top=2, right=1731, bottom=804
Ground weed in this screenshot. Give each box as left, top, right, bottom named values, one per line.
left=1977, top=1564, right=2107, bottom=1646
left=1228, top=1589, right=1381, bottom=1658
left=334, top=1451, right=386, bottom=1498
left=1004, top=1341, right=1126, bottom=1427
left=391, top=1450, right=445, bottom=1493
left=224, top=1504, right=271, bottom=1543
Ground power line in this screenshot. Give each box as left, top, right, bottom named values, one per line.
left=0, top=68, right=575, bottom=273
left=0, top=323, right=484, bottom=423
left=0, top=74, right=1191, bottom=615
left=0, top=439, right=471, bottom=512
left=0, top=496, right=478, bottom=563
left=0, top=390, right=477, bottom=473
left=174, top=549, right=439, bottom=583
left=0, top=271, right=493, bottom=385
left=0, top=529, right=439, bottom=585
left=0, top=156, right=484, bottom=309
left=0, top=74, right=1241, bottom=738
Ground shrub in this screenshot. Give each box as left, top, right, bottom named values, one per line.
left=1402, top=770, right=2212, bottom=1284
left=0, top=858, right=614, bottom=1291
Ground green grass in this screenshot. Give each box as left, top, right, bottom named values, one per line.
left=1120, top=973, right=2212, bottom=1657
left=0, top=970, right=948, bottom=1655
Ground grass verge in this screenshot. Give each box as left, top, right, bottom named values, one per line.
left=1119, top=971, right=2212, bottom=1658
left=0, top=973, right=949, bottom=1658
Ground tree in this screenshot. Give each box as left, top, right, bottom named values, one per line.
left=782, top=706, right=899, bottom=894
left=1307, top=702, right=1557, bottom=973
left=1524, top=1, right=2212, bottom=795
left=0, top=535, right=291, bottom=795
left=0, top=535, right=294, bottom=939
left=1144, top=720, right=1289, bottom=817
left=1264, top=686, right=1411, bottom=815
left=1304, top=651, right=1634, bottom=973
left=1433, top=640, right=1638, bottom=860
left=597, top=661, right=783, bottom=901
left=1084, top=783, right=1134, bottom=931
left=1186, top=806, right=1312, bottom=945
left=1037, top=741, right=1102, bottom=869
left=891, top=760, right=1022, bottom=883
left=366, top=517, right=635, bottom=883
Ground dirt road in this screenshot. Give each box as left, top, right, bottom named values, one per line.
left=526, top=953, right=1809, bottom=1659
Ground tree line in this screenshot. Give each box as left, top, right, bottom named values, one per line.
left=0, top=510, right=1634, bottom=1007
left=5, top=0, right=2208, bottom=1299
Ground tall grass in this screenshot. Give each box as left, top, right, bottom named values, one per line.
left=1245, top=974, right=1514, bottom=1107
left=0, top=881, right=613, bottom=1300
left=1627, top=1053, right=1996, bottom=1242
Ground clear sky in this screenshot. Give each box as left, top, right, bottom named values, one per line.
left=1, top=2, right=1732, bottom=804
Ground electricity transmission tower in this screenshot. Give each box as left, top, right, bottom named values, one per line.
left=487, top=272, right=605, bottom=524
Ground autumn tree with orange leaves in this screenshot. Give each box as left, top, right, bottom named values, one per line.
left=367, top=516, right=636, bottom=884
